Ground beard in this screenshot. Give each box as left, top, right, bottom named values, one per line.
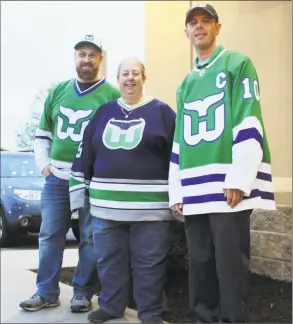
left=76, top=64, right=99, bottom=82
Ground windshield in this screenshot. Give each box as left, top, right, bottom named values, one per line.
left=1, top=154, right=42, bottom=178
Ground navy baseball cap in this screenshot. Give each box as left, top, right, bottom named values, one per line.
left=185, top=3, right=219, bottom=25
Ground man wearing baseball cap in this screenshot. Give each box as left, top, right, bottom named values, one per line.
left=19, top=34, right=120, bottom=313
left=169, top=3, right=275, bottom=323
left=185, top=3, right=219, bottom=24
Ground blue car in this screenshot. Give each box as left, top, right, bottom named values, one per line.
left=0, top=151, right=80, bottom=246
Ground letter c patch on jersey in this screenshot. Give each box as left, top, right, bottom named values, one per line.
left=102, top=118, right=146, bottom=150
left=183, top=91, right=225, bottom=146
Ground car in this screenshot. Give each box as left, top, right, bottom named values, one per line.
left=0, top=150, right=80, bottom=246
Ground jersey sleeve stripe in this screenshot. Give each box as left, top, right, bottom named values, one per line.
left=170, top=152, right=179, bottom=165
left=69, top=183, right=85, bottom=193
left=181, top=171, right=272, bottom=187
left=257, top=171, right=272, bottom=182
left=182, top=173, right=225, bottom=186
left=35, top=129, right=53, bottom=140
left=70, top=174, right=85, bottom=183
left=71, top=171, right=85, bottom=178
left=232, top=116, right=263, bottom=140
left=35, top=136, right=52, bottom=141
left=182, top=178, right=273, bottom=198
left=233, top=127, right=263, bottom=148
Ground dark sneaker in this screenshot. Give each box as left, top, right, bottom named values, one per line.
left=70, top=296, right=92, bottom=313
left=19, top=293, right=60, bottom=312
left=88, top=308, right=120, bottom=323
left=141, top=316, right=164, bottom=323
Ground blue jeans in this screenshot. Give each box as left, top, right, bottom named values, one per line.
left=91, top=217, right=171, bottom=320
left=36, top=174, right=98, bottom=302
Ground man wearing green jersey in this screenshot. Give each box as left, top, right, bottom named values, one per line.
left=169, top=4, right=276, bottom=323
left=19, top=34, right=120, bottom=313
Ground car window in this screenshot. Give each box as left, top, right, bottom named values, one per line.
left=0, top=155, right=42, bottom=178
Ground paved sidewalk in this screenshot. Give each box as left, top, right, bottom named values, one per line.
left=1, top=248, right=140, bottom=323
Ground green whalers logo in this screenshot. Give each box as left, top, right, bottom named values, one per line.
left=102, top=118, right=146, bottom=150
left=57, top=106, right=93, bottom=142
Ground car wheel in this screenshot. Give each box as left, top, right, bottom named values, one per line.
left=71, top=223, right=80, bottom=242
left=0, top=211, right=12, bottom=247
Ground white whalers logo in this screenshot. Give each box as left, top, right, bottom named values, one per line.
left=102, top=118, right=146, bottom=150
left=183, top=91, right=225, bottom=146
left=57, top=106, right=93, bottom=142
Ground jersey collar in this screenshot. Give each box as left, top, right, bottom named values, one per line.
left=118, top=96, right=154, bottom=111
left=194, top=45, right=227, bottom=71
left=74, top=77, right=105, bottom=97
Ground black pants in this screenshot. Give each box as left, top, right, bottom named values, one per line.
left=185, top=210, right=251, bottom=323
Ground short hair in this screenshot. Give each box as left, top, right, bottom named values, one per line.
left=117, top=58, right=146, bottom=79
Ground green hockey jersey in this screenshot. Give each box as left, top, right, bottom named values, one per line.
left=34, top=78, right=120, bottom=179
left=169, top=45, right=276, bottom=216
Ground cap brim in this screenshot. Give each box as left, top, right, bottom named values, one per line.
left=185, top=7, right=218, bottom=24
left=74, top=41, right=102, bottom=52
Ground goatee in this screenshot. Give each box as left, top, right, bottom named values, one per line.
left=76, top=65, right=99, bottom=82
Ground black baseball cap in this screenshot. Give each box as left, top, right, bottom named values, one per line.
left=185, top=3, right=219, bottom=25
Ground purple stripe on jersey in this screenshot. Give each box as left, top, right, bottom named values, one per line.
left=249, top=189, right=275, bottom=201
left=256, top=171, right=272, bottom=182
left=171, top=152, right=179, bottom=165
left=183, top=189, right=274, bottom=205
left=184, top=193, right=225, bottom=204
left=181, top=173, right=226, bottom=186
left=35, top=136, right=52, bottom=141
left=181, top=171, right=272, bottom=187
left=233, top=128, right=263, bottom=147
left=74, top=78, right=105, bottom=97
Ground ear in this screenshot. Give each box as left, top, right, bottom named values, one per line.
left=184, top=27, right=191, bottom=40
left=215, top=23, right=222, bottom=36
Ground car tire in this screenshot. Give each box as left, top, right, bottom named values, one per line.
left=71, top=223, right=80, bottom=242
left=0, top=209, right=12, bottom=247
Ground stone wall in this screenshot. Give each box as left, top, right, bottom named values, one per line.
left=250, top=206, right=292, bottom=282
